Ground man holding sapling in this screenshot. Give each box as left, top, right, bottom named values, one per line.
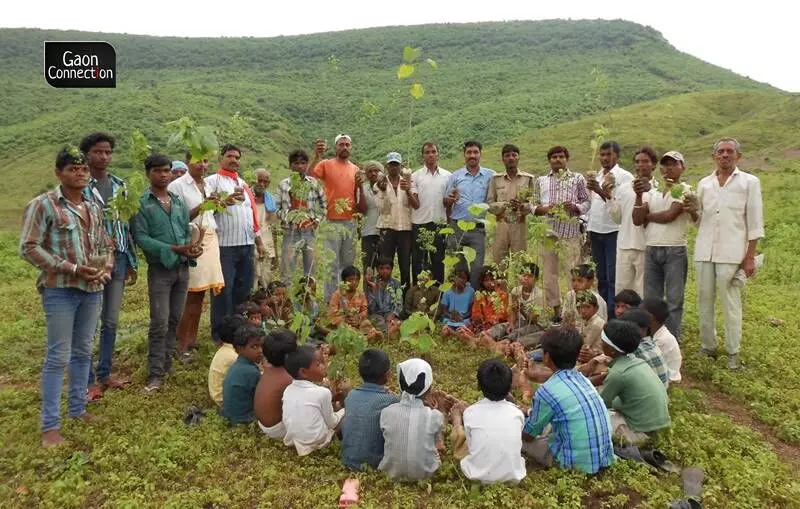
left=444, top=140, right=494, bottom=289
left=411, top=142, right=451, bottom=285
left=80, top=132, right=138, bottom=401
left=694, top=138, right=764, bottom=370
left=133, top=155, right=202, bottom=393
left=21, top=147, right=113, bottom=447
left=487, top=144, right=534, bottom=266
left=205, top=144, right=265, bottom=341
left=586, top=141, right=634, bottom=318
left=632, top=151, right=697, bottom=340
left=531, top=146, right=590, bottom=322
left=310, top=134, right=365, bottom=299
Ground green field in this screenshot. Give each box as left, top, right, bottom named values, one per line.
left=2, top=19, right=800, bottom=509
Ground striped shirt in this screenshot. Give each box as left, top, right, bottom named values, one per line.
left=634, top=336, right=669, bottom=387
left=533, top=170, right=590, bottom=239
left=341, top=383, right=400, bottom=470
left=277, top=173, right=327, bottom=231
left=379, top=395, right=444, bottom=480
left=523, top=369, right=614, bottom=474
left=205, top=173, right=256, bottom=247
left=85, top=173, right=138, bottom=269
left=375, top=181, right=413, bottom=231
left=20, top=185, right=113, bottom=292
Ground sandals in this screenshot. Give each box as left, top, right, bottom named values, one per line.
left=87, top=385, right=104, bottom=402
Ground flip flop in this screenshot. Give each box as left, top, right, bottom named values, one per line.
left=87, top=385, right=104, bottom=402
left=641, top=449, right=681, bottom=473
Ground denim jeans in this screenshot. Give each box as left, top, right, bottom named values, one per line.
left=211, top=244, right=255, bottom=340
left=323, top=220, right=356, bottom=299
left=644, top=246, right=688, bottom=338
left=147, top=263, right=189, bottom=379
left=88, top=252, right=128, bottom=384
left=590, top=231, right=618, bottom=318
left=41, top=287, right=102, bottom=432
left=412, top=223, right=446, bottom=285
left=447, top=221, right=486, bottom=290
left=280, top=229, right=316, bottom=282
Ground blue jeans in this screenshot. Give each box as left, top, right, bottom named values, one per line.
left=211, top=245, right=254, bottom=340
left=41, top=287, right=102, bottom=432
left=88, top=252, right=128, bottom=384
left=280, top=229, right=316, bottom=282
left=590, top=231, right=618, bottom=318
left=644, top=246, right=688, bottom=338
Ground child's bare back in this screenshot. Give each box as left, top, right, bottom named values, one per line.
left=255, top=365, right=293, bottom=428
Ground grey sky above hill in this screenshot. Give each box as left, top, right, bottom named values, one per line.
left=4, top=0, right=798, bottom=92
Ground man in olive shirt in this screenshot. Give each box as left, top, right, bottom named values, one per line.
left=487, top=144, right=534, bottom=265
left=132, top=155, right=201, bottom=393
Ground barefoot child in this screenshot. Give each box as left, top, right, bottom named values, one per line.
left=507, top=263, right=546, bottom=348
left=341, top=349, right=400, bottom=471
left=576, top=291, right=606, bottom=364
left=451, top=359, right=527, bottom=483
left=641, top=299, right=682, bottom=384
left=255, top=328, right=298, bottom=439
left=471, top=265, right=511, bottom=354
left=366, top=258, right=403, bottom=336
left=403, top=270, right=441, bottom=319
left=208, top=315, right=247, bottom=407
left=329, top=266, right=381, bottom=340
left=283, top=345, right=345, bottom=455
left=440, top=267, right=476, bottom=341
left=221, top=325, right=265, bottom=424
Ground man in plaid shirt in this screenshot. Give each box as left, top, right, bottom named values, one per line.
left=20, top=147, right=114, bottom=448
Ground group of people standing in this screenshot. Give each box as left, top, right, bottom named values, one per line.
left=20, top=130, right=763, bottom=449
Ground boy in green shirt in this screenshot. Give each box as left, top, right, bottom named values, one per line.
left=597, top=319, right=670, bottom=444
left=222, top=324, right=265, bottom=424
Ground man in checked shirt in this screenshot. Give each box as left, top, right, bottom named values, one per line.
left=531, top=146, right=591, bottom=322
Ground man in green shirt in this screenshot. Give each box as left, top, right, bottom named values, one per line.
left=597, top=319, right=670, bottom=444
left=132, top=154, right=202, bottom=393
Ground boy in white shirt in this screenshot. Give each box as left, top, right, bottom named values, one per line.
left=282, top=345, right=345, bottom=456
left=451, top=359, right=526, bottom=484
left=642, top=298, right=682, bottom=384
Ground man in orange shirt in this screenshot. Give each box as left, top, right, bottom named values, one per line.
left=310, top=134, right=365, bottom=298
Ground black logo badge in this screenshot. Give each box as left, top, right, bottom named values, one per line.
left=44, top=41, right=116, bottom=88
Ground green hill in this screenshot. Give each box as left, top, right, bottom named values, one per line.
left=0, top=20, right=789, bottom=227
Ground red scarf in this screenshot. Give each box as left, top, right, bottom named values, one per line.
left=217, top=169, right=261, bottom=232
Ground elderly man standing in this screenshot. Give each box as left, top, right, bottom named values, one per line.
left=253, top=168, right=279, bottom=290
left=694, top=138, right=764, bottom=370
left=311, top=134, right=364, bottom=298
left=487, top=144, right=534, bottom=266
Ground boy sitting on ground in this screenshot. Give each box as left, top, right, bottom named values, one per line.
left=507, top=262, right=546, bottom=348
left=341, top=349, right=400, bottom=471
left=282, top=345, right=346, bottom=455
left=237, top=301, right=263, bottom=327
left=576, top=291, right=606, bottom=364
left=403, top=270, right=441, bottom=319
left=294, top=276, right=330, bottom=342
left=613, top=289, right=642, bottom=318
left=641, top=298, right=682, bottom=384
left=328, top=265, right=382, bottom=340
left=221, top=325, right=266, bottom=424
left=379, top=358, right=445, bottom=480
left=620, top=308, right=669, bottom=387
left=521, top=327, right=614, bottom=474
left=471, top=265, right=512, bottom=354
left=263, top=281, right=294, bottom=327
left=255, top=328, right=298, bottom=439
left=208, top=315, right=247, bottom=407
left=451, top=359, right=527, bottom=484
left=561, top=264, right=608, bottom=325
left=440, top=267, right=476, bottom=340
left=366, top=257, right=403, bottom=337
left=598, top=320, right=671, bottom=444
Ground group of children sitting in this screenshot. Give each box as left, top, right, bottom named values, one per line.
left=202, top=259, right=685, bottom=482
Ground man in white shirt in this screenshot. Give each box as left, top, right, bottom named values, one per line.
left=632, top=151, right=698, bottom=339
left=586, top=141, right=634, bottom=318
left=694, top=138, right=764, bottom=370
left=605, top=147, right=658, bottom=296
left=411, top=143, right=451, bottom=285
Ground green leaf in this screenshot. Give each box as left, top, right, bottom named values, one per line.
left=403, top=46, right=421, bottom=64
left=438, top=227, right=455, bottom=236
left=397, top=63, right=415, bottom=80
left=457, top=219, right=475, bottom=232
left=467, top=202, right=490, bottom=217
left=410, top=83, right=424, bottom=100
left=443, top=255, right=460, bottom=270
left=439, top=282, right=453, bottom=293
left=426, top=58, right=438, bottom=69
left=462, top=246, right=477, bottom=264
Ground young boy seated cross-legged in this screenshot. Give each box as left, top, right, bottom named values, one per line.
left=440, top=267, right=476, bottom=340
left=254, top=328, right=298, bottom=439
left=328, top=265, right=382, bottom=341
left=562, top=264, right=608, bottom=325
left=507, top=263, right=546, bottom=349
left=221, top=324, right=266, bottom=425
left=576, top=291, right=606, bottom=364
left=366, top=257, right=403, bottom=337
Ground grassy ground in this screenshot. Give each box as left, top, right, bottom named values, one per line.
left=2, top=166, right=800, bottom=508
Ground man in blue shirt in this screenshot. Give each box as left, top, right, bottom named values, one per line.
left=444, top=141, right=494, bottom=289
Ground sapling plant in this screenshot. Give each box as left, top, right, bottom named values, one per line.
left=104, top=131, right=148, bottom=222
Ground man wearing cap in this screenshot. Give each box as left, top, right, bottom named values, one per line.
left=375, top=152, right=419, bottom=293
left=444, top=141, right=495, bottom=289
left=411, top=142, right=450, bottom=285
left=693, top=138, right=764, bottom=370
left=170, top=161, right=187, bottom=181
left=311, top=135, right=365, bottom=298
left=632, top=150, right=697, bottom=340
left=487, top=144, right=534, bottom=265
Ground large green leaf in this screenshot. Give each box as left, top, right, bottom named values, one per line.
left=467, top=202, right=490, bottom=217
left=443, top=255, right=461, bottom=270
left=403, top=46, right=421, bottom=64
left=439, top=282, right=453, bottom=293
left=462, top=246, right=477, bottom=264
left=397, top=63, right=415, bottom=80
left=457, top=219, right=475, bottom=232
left=410, top=83, right=425, bottom=99
left=438, top=227, right=455, bottom=236
left=426, top=58, right=438, bottom=69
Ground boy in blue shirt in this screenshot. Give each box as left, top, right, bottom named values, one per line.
left=366, top=258, right=403, bottom=336
left=341, top=349, right=400, bottom=470
left=440, top=267, right=476, bottom=340
left=221, top=324, right=265, bottom=424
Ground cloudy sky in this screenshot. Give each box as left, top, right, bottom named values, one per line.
left=4, top=0, right=798, bottom=91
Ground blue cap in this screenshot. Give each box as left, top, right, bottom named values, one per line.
left=171, top=160, right=188, bottom=172
left=386, top=152, right=402, bottom=164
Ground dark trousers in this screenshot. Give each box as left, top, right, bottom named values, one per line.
left=412, top=223, right=446, bottom=285
left=590, top=231, right=618, bottom=318
left=211, top=244, right=255, bottom=340
left=147, top=263, right=189, bottom=379
left=644, top=246, right=688, bottom=338
left=362, top=235, right=381, bottom=271
left=380, top=229, right=412, bottom=292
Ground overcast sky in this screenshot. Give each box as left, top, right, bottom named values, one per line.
left=4, top=0, right=798, bottom=92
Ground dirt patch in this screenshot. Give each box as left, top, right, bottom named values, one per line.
left=782, top=149, right=800, bottom=159
left=582, top=487, right=643, bottom=508
left=682, top=378, right=800, bottom=473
